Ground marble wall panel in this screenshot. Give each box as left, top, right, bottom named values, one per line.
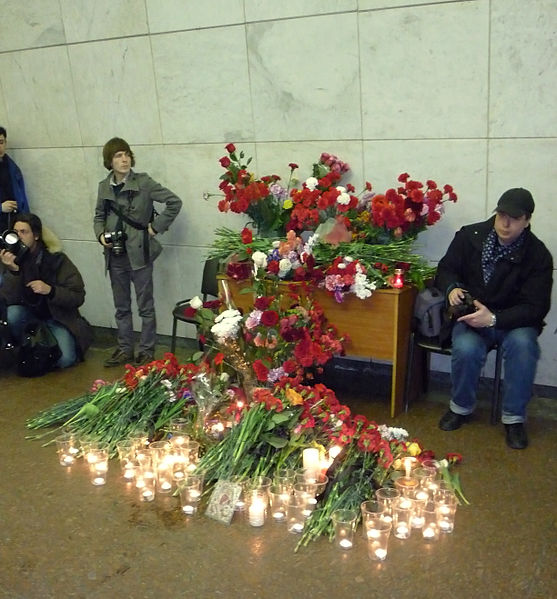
left=247, top=14, right=361, bottom=141
left=0, top=47, right=82, bottom=147
left=0, top=86, right=8, bottom=132
left=536, top=286, right=557, bottom=386
left=68, top=37, right=162, bottom=146
left=151, top=28, right=254, bottom=144
left=245, top=0, right=357, bottom=21
left=488, top=138, right=557, bottom=260
left=363, top=139, right=487, bottom=262
left=63, top=240, right=115, bottom=328
left=358, top=0, right=464, bottom=9
left=11, top=148, right=95, bottom=241
left=59, top=0, right=148, bottom=44
left=154, top=144, right=249, bottom=248
left=0, top=0, right=65, bottom=52
left=359, top=1, right=489, bottom=139
left=146, top=0, right=245, bottom=33
left=152, top=245, right=209, bottom=336
left=489, top=0, right=557, bottom=138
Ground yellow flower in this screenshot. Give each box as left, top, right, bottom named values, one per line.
left=286, top=387, right=304, bottom=405
left=407, top=442, right=421, bottom=457
left=283, top=198, right=293, bottom=210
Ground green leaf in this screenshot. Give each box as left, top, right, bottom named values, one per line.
left=272, top=412, right=292, bottom=424
left=261, top=433, right=288, bottom=449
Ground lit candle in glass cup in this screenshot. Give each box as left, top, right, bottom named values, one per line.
left=269, top=485, right=291, bottom=522
left=393, top=497, right=414, bottom=539
left=87, top=444, right=110, bottom=486
left=375, top=487, right=401, bottom=523
left=421, top=502, right=439, bottom=541
left=394, top=475, right=420, bottom=497
left=55, top=433, right=79, bottom=467
left=366, top=517, right=392, bottom=561
left=293, top=482, right=318, bottom=519
left=286, top=496, right=306, bottom=534
left=136, top=470, right=156, bottom=502
left=246, top=491, right=267, bottom=527
left=178, top=474, right=203, bottom=515
left=332, top=509, right=357, bottom=551
left=435, top=492, right=457, bottom=533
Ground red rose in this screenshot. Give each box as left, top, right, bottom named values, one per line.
left=219, top=156, right=231, bottom=168
left=225, top=143, right=236, bottom=153
left=260, top=310, right=279, bottom=327
left=253, top=359, right=269, bottom=382
left=184, top=306, right=196, bottom=317
left=214, top=352, right=224, bottom=366
left=240, top=227, right=253, bottom=244
left=254, top=296, right=274, bottom=310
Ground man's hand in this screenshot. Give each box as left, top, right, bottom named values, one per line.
left=1, top=200, right=17, bottom=214
left=448, top=287, right=467, bottom=306
left=458, top=299, right=494, bottom=328
left=100, top=233, right=112, bottom=248
left=26, top=280, right=52, bottom=295
left=148, top=223, right=156, bottom=237
left=0, top=248, right=19, bottom=271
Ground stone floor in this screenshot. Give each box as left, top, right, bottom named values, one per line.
left=1, top=338, right=556, bottom=599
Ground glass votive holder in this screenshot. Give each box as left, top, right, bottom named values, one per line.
left=148, top=440, right=170, bottom=465
left=375, top=487, right=401, bottom=521
left=178, top=474, right=203, bottom=515
left=366, top=517, right=392, bottom=561
left=295, top=470, right=328, bottom=494
left=156, top=457, right=174, bottom=494
left=285, top=496, right=306, bottom=534
left=246, top=476, right=272, bottom=503
left=409, top=489, right=429, bottom=528
left=273, top=468, right=296, bottom=492
left=293, top=482, right=318, bottom=519
left=245, top=490, right=267, bottom=527
left=331, top=509, right=357, bottom=551
left=136, top=470, right=156, bottom=502
left=435, top=493, right=458, bottom=533
left=116, top=440, right=136, bottom=481
left=394, top=476, right=420, bottom=497
left=360, top=500, right=387, bottom=538
left=230, top=475, right=248, bottom=511
left=421, top=502, right=440, bottom=541
left=55, top=433, right=80, bottom=467
left=269, top=485, right=291, bottom=523
left=86, top=444, right=109, bottom=486
left=393, top=497, right=414, bottom=539
left=414, top=466, right=437, bottom=488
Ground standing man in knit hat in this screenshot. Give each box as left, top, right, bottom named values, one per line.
left=435, top=188, right=553, bottom=449
left=93, top=137, right=182, bottom=367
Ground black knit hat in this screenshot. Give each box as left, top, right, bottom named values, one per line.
left=495, top=188, right=534, bottom=218
left=102, top=137, right=135, bottom=170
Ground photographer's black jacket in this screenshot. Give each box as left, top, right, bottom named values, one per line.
left=435, top=216, right=553, bottom=333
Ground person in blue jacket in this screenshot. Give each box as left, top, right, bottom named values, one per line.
left=0, top=126, right=30, bottom=234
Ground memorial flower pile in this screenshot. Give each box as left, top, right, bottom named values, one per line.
left=207, top=144, right=458, bottom=298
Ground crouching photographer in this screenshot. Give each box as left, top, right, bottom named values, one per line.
left=0, top=213, right=92, bottom=374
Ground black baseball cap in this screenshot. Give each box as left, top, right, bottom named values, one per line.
left=495, top=188, right=535, bottom=218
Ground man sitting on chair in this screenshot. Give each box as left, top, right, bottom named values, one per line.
left=435, top=188, right=553, bottom=449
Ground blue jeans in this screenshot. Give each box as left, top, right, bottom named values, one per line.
left=7, top=304, right=78, bottom=369
left=450, top=322, right=540, bottom=424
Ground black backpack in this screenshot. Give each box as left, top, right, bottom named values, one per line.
left=413, top=287, right=445, bottom=338
left=0, top=298, right=17, bottom=369
left=17, top=321, right=62, bottom=377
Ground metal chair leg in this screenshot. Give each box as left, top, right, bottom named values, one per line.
left=170, top=317, right=178, bottom=354
left=490, top=346, right=503, bottom=425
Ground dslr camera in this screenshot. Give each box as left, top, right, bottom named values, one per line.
left=104, top=230, right=127, bottom=256
left=447, top=290, right=477, bottom=320
left=0, top=229, right=29, bottom=264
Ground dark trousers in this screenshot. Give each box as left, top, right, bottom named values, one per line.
left=108, top=254, right=156, bottom=355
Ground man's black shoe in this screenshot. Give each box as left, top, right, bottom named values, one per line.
left=134, top=351, right=154, bottom=366
left=104, top=348, right=134, bottom=368
left=505, top=423, right=528, bottom=450
left=438, top=410, right=469, bottom=431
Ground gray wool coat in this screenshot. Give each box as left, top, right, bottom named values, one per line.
left=93, top=170, right=182, bottom=270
